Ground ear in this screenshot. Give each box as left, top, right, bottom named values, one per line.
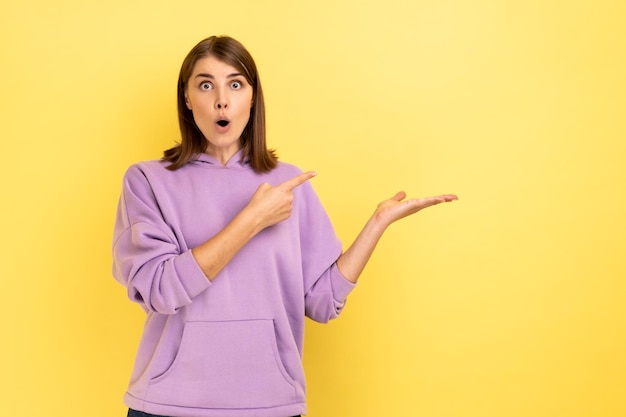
left=184, top=94, right=192, bottom=110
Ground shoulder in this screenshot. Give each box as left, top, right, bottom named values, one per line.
left=123, top=158, right=177, bottom=180
left=269, top=161, right=305, bottom=180
left=121, top=159, right=172, bottom=193
left=125, top=159, right=169, bottom=175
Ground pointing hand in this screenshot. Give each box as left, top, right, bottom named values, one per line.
left=246, top=171, right=317, bottom=230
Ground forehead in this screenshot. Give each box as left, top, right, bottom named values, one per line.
left=191, top=55, right=242, bottom=78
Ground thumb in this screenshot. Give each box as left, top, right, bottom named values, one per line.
left=391, top=191, right=407, bottom=202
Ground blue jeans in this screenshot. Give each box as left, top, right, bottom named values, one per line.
left=127, top=410, right=169, bottom=417
left=128, top=409, right=300, bottom=417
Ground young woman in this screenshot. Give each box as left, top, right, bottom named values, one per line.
left=113, top=35, right=457, bottom=417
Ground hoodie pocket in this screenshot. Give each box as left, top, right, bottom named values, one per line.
left=146, top=319, right=297, bottom=409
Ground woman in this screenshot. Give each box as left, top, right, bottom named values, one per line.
left=113, top=35, right=457, bottom=417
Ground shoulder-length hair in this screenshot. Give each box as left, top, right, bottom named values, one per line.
left=163, top=36, right=278, bottom=172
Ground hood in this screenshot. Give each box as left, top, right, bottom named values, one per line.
left=190, top=149, right=251, bottom=169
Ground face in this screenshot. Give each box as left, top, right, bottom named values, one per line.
left=184, top=55, right=254, bottom=163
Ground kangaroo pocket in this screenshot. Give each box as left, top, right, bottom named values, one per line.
left=145, top=319, right=297, bottom=409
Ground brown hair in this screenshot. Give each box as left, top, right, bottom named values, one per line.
left=163, top=36, right=278, bottom=172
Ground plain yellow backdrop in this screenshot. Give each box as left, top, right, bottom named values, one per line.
left=1, top=0, right=625, bottom=416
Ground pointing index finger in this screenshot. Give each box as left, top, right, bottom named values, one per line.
left=280, top=171, right=317, bottom=191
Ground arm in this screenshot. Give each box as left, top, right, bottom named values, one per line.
left=112, top=165, right=316, bottom=314
left=191, top=171, right=318, bottom=281
left=112, top=166, right=211, bottom=314
left=336, top=191, right=458, bottom=283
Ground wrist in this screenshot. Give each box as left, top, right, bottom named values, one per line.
left=234, top=206, right=265, bottom=238
left=370, top=211, right=391, bottom=234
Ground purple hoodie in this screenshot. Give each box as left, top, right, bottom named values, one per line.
left=112, top=151, right=356, bottom=417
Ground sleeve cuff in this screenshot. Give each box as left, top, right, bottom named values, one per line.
left=330, top=263, right=357, bottom=302
left=174, top=249, right=212, bottom=299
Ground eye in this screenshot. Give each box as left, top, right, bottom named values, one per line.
left=230, top=80, right=243, bottom=90
left=199, top=81, right=213, bottom=91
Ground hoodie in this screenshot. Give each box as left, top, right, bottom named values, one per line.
left=112, top=151, right=355, bottom=417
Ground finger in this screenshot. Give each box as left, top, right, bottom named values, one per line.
left=391, top=191, right=407, bottom=201
left=280, top=171, right=317, bottom=191
left=425, top=196, right=447, bottom=205
left=414, top=194, right=458, bottom=204
left=404, top=195, right=453, bottom=208
left=438, top=194, right=459, bottom=201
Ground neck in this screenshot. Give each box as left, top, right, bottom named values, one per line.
left=205, top=144, right=241, bottom=166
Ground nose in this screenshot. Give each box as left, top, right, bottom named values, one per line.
left=215, top=89, right=229, bottom=109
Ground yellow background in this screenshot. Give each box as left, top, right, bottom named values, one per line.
left=1, top=0, right=625, bottom=416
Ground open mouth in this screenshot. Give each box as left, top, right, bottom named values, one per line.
left=216, top=120, right=230, bottom=127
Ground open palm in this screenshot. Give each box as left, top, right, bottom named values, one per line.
left=374, top=191, right=458, bottom=226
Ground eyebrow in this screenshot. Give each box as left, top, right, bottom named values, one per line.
left=194, top=73, right=243, bottom=79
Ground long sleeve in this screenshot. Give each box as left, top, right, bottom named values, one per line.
left=112, top=165, right=210, bottom=314
left=296, top=181, right=356, bottom=323
left=304, top=263, right=355, bottom=323
left=111, top=158, right=355, bottom=417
